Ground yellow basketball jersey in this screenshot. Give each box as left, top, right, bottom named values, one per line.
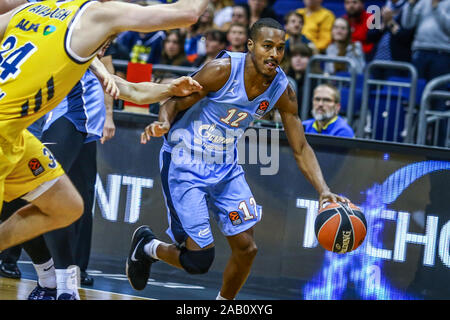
left=0, top=0, right=98, bottom=144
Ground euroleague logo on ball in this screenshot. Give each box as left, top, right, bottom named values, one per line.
left=315, top=202, right=367, bottom=254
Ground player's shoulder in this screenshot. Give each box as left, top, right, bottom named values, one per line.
left=194, top=57, right=232, bottom=91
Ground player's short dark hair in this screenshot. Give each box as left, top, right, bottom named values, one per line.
left=249, top=18, right=285, bottom=41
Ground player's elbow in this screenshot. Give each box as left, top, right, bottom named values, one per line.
left=182, top=9, right=202, bottom=26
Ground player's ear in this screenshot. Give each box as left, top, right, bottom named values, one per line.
left=247, top=38, right=254, bottom=52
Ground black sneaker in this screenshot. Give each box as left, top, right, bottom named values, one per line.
left=126, top=226, right=158, bottom=291
left=57, top=293, right=78, bottom=300
left=0, top=262, right=21, bottom=279
left=27, top=284, right=57, bottom=300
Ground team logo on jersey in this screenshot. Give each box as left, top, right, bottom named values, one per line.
left=256, top=100, right=270, bottom=117
left=43, top=25, right=56, bottom=36
left=228, top=211, right=242, bottom=226
left=28, top=158, right=45, bottom=176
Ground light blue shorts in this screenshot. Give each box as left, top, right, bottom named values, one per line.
left=159, top=149, right=262, bottom=248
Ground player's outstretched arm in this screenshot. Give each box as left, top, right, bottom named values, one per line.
left=277, top=85, right=349, bottom=208
left=114, top=76, right=203, bottom=105
left=140, top=58, right=232, bottom=144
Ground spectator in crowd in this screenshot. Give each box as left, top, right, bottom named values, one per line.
left=296, top=0, right=335, bottom=53
left=159, top=30, right=191, bottom=69
left=226, top=23, right=249, bottom=52
left=324, top=17, right=366, bottom=74
left=192, top=29, right=228, bottom=68
left=402, top=0, right=450, bottom=82
left=402, top=0, right=450, bottom=146
left=367, top=0, right=415, bottom=78
left=153, top=29, right=193, bottom=99
left=231, top=4, right=251, bottom=29
left=246, top=0, right=279, bottom=27
left=343, top=0, right=375, bottom=60
left=212, top=0, right=235, bottom=31
left=285, top=43, right=315, bottom=114
left=184, top=5, right=215, bottom=63
left=303, top=84, right=355, bottom=137
left=284, top=11, right=316, bottom=55
left=113, top=30, right=166, bottom=64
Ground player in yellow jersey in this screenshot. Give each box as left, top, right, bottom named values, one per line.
left=0, top=0, right=210, bottom=252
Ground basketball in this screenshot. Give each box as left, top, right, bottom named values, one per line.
left=314, top=202, right=367, bottom=254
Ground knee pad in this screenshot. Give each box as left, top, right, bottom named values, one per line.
left=179, top=246, right=215, bottom=275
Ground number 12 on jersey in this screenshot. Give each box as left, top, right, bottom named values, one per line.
left=0, top=35, right=37, bottom=83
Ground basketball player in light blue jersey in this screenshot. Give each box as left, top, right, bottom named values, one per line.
left=127, top=18, right=350, bottom=300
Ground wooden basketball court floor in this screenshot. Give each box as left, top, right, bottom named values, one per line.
left=0, top=277, right=152, bottom=300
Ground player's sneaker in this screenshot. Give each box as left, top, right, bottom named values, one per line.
left=126, top=225, right=158, bottom=290
left=57, top=292, right=78, bottom=300
left=27, top=284, right=57, bottom=300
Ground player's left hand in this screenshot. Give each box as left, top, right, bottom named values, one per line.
left=168, top=76, right=203, bottom=97
left=319, top=191, right=350, bottom=208
left=100, top=116, right=116, bottom=144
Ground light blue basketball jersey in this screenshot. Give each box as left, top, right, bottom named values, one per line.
left=162, top=51, right=288, bottom=166
left=43, top=69, right=106, bottom=143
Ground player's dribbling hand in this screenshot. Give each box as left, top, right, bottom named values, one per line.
left=319, top=191, right=350, bottom=208
left=140, top=121, right=171, bottom=144
left=168, top=76, right=203, bottom=97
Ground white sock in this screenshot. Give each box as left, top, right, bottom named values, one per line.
left=55, top=266, right=80, bottom=300
left=216, top=292, right=229, bottom=300
left=33, top=258, right=56, bottom=289
left=143, top=239, right=162, bottom=260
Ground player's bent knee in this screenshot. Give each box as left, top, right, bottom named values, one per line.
left=179, top=247, right=215, bottom=275
left=30, top=176, right=84, bottom=228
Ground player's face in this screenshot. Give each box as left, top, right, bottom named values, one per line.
left=248, top=27, right=286, bottom=78
left=312, top=87, right=340, bottom=121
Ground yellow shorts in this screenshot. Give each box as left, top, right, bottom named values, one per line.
left=0, top=129, right=65, bottom=209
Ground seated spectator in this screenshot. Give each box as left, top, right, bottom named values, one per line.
left=284, top=11, right=316, bottom=55
left=343, top=0, right=375, bottom=60
left=113, top=30, right=166, bottom=64
left=212, top=0, right=235, bottom=31
left=231, top=4, right=251, bottom=29
left=154, top=30, right=191, bottom=82
left=227, top=23, right=249, bottom=52
left=192, top=29, right=228, bottom=68
left=284, top=43, right=315, bottom=113
left=324, top=18, right=365, bottom=74
left=303, top=84, right=355, bottom=137
left=184, top=5, right=215, bottom=63
left=367, top=0, right=415, bottom=78
left=159, top=30, right=191, bottom=67
left=246, top=0, right=280, bottom=28
left=296, top=0, right=335, bottom=53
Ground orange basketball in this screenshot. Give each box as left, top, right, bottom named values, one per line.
left=314, top=202, right=367, bottom=253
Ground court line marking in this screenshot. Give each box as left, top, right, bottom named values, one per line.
left=18, top=278, right=156, bottom=300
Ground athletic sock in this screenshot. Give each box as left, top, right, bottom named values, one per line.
left=55, top=266, right=80, bottom=299
left=216, top=292, right=230, bottom=300
left=143, top=239, right=162, bottom=260
left=33, top=258, right=56, bottom=289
